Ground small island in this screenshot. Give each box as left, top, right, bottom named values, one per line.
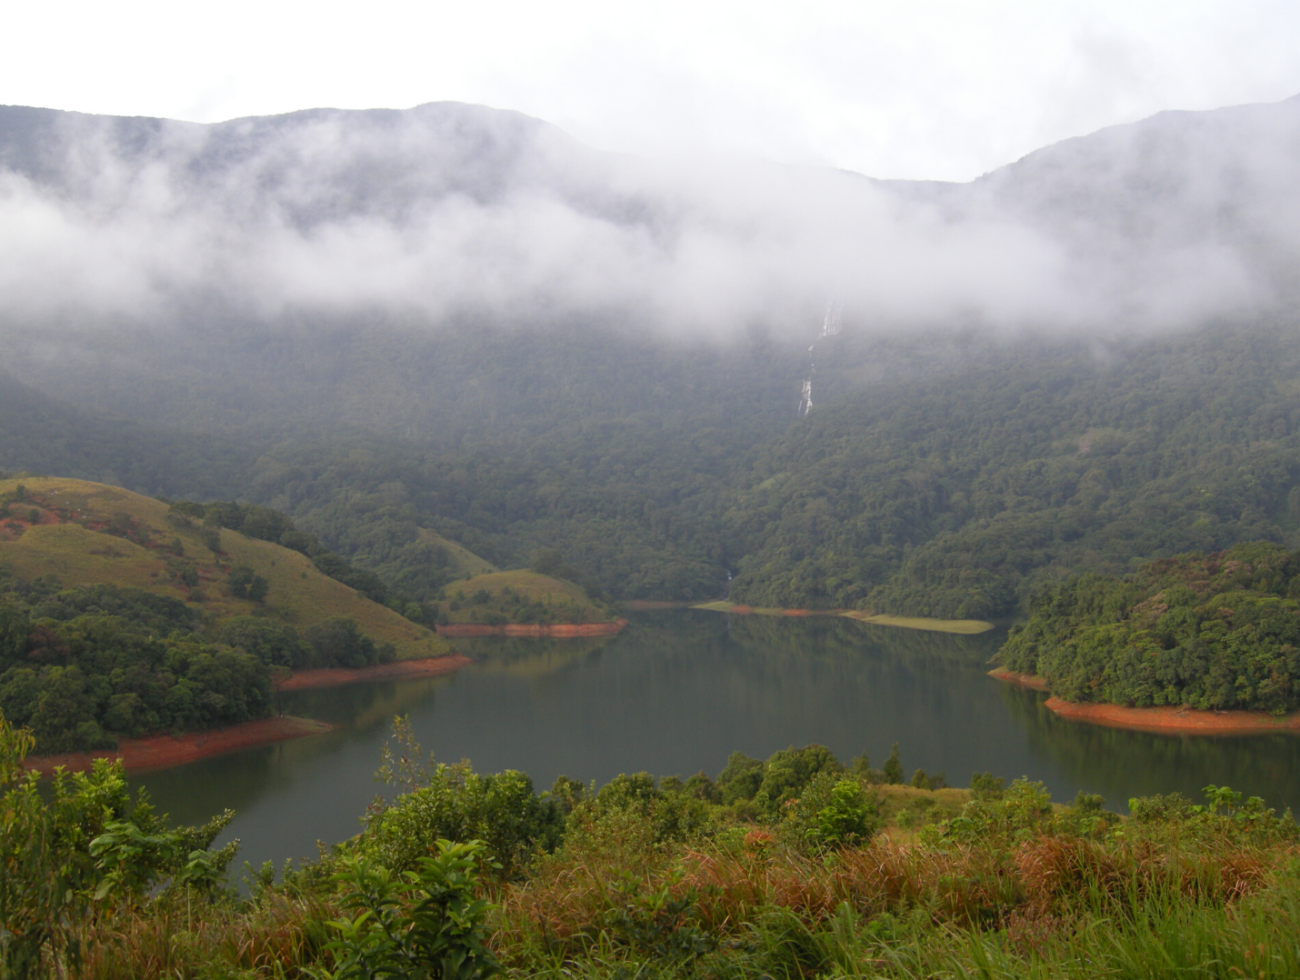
left=435, top=570, right=626, bottom=636
left=992, top=542, right=1300, bottom=734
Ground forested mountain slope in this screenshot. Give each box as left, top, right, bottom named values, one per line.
left=0, top=477, right=448, bottom=752
left=0, top=369, right=254, bottom=499
left=4, top=97, right=1300, bottom=613
left=725, top=321, right=1300, bottom=616
left=997, top=541, right=1300, bottom=713
left=6, top=322, right=1300, bottom=613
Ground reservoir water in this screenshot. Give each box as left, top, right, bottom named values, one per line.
left=131, top=610, right=1300, bottom=871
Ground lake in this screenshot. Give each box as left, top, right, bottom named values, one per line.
left=131, top=610, right=1300, bottom=872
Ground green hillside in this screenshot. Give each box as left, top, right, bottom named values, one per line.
left=9, top=321, right=1300, bottom=619
left=417, top=526, right=497, bottom=578
left=997, top=541, right=1300, bottom=714
left=0, top=477, right=449, bottom=661
left=441, top=570, right=616, bottom=625
left=724, top=322, right=1300, bottom=616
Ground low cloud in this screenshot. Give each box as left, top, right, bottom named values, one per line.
left=0, top=97, right=1295, bottom=340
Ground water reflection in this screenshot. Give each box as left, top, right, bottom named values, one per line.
left=130, top=610, right=1300, bottom=873
left=1000, top=683, right=1300, bottom=814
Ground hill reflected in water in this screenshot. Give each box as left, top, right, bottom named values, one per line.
left=132, top=610, right=1300, bottom=872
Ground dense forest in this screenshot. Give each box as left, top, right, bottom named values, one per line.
left=997, top=541, right=1300, bottom=714
left=726, top=321, right=1300, bottom=615
left=6, top=317, right=1300, bottom=614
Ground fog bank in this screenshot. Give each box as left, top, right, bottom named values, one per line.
left=1, top=95, right=1298, bottom=337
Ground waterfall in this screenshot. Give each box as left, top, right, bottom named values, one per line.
left=799, top=299, right=840, bottom=416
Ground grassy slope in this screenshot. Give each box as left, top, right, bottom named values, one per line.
left=0, top=477, right=450, bottom=660
left=415, top=526, right=497, bottom=577
left=445, top=570, right=613, bottom=624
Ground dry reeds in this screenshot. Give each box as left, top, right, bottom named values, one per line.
left=491, top=829, right=1292, bottom=975
left=75, top=892, right=330, bottom=980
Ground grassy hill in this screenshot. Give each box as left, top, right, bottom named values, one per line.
left=442, top=570, right=616, bottom=625
left=415, top=526, right=498, bottom=578
left=0, top=477, right=449, bottom=660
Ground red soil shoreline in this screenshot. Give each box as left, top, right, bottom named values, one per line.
left=1043, top=696, right=1300, bottom=735
left=277, top=654, right=472, bottom=690
left=436, top=619, right=627, bottom=637
left=987, top=668, right=1300, bottom=734
left=23, top=716, right=334, bottom=774
left=24, top=655, right=474, bottom=774
left=986, top=667, right=1051, bottom=692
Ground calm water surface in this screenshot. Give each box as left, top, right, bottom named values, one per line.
left=131, top=610, right=1300, bottom=871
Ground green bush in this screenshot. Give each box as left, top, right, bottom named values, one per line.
left=363, top=763, right=562, bottom=878
left=311, top=841, right=499, bottom=980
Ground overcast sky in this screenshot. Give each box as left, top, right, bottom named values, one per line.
left=4, top=1, right=1300, bottom=182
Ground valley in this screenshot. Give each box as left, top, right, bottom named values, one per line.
left=5, top=90, right=1300, bottom=979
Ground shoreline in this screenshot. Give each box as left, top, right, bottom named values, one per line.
left=436, top=620, right=627, bottom=637
left=277, top=653, right=472, bottom=690
left=987, top=669, right=1300, bottom=734
left=25, top=655, right=475, bottom=774
left=692, top=601, right=994, bottom=634
left=1044, top=696, right=1300, bottom=735
left=841, top=611, right=995, bottom=634
left=23, top=715, right=334, bottom=774
left=692, top=601, right=830, bottom=617
left=986, top=667, right=1051, bottom=691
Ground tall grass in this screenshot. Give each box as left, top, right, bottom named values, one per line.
left=75, top=892, right=332, bottom=980
left=490, top=830, right=1298, bottom=979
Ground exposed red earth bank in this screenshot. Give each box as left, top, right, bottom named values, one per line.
left=1043, top=697, right=1300, bottom=735
left=25, top=655, right=473, bottom=773
left=23, top=716, right=333, bottom=775
left=988, top=668, right=1300, bottom=734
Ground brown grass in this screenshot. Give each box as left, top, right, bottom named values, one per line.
left=79, top=893, right=329, bottom=980
left=492, top=830, right=1287, bottom=968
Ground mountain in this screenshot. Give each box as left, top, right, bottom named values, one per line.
left=0, top=368, right=254, bottom=498
left=879, top=94, right=1300, bottom=319
left=3, top=93, right=1299, bottom=342
left=3, top=97, right=1300, bottom=612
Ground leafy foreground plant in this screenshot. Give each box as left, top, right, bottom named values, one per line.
left=308, top=841, right=498, bottom=980
left=0, top=710, right=235, bottom=978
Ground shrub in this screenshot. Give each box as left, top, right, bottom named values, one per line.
left=312, top=840, right=499, bottom=980
left=364, top=763, right=562, bottom=878
left=305, top=619, right=377, bottom=669
left=752, top=744, right=843, bottom=818
left=228, top=565, right=269, bottom=602
left=716, top=751, right=764, bottom=805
